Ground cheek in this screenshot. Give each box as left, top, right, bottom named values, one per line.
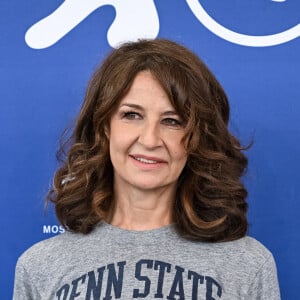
left=110, top=120, right=126, bottom=144
left=169, top=140, right=187, bottom=163
left=109, top=123, right=135, bottom=157
left=169, top=133, right=187, bottom=155
left=109, top=123, right=123, bottom=157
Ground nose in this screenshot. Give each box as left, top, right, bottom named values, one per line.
left=138, top=121, right=162, bottom=149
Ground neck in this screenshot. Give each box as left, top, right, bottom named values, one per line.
left=110, top=183, right=176, bottom=231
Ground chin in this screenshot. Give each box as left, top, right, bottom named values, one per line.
left=133, top=182, right=164, bottom=190
left=131, top=179, right=173, bottom=191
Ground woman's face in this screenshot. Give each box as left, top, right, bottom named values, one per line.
left=109, top=71, right=187, bottom=192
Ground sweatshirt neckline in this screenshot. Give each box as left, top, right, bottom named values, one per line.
left=97, top=221, right=178, bottom=243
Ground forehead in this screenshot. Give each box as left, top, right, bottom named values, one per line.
left=118, top=71, right=175, bottom=110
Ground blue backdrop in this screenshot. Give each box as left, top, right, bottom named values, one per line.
left=1, top=0, right=299, bottom=298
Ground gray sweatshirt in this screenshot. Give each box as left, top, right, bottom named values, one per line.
left=13, top=222, right=280, bottom=299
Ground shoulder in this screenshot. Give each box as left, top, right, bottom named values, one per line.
left=220, top=235, right=274, bottom=263
left=186, top=235, right=273, bottom=259
left=206, top=236, right=279, bottom=294
left=184, top=235, right=275, bottom=272
left=228, top=235, right=274, bottom=260
left=232, top=237, right=280, bottom=298
left=214, top=235, right=276, bottom=275
left=16, top=223, right=107, bottom=272
left=16, top=231, right=79, bottom=271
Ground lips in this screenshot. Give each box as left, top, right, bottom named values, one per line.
left=129, top=154, right=166, bottom=164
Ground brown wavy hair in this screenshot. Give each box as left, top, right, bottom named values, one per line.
left=48, top=38, right=249, bottom=242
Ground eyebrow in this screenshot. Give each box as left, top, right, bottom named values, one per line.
left=120, top=103, right=143, bottom=110
left=120, top=103, right=179, bottom=116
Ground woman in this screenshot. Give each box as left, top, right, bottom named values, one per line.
left=13, top=39, right=280, bottom=299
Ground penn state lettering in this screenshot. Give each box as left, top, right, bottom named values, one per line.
left=55, top=259, right=222, bottom=299
left=56, top=262, right=126, bottom=300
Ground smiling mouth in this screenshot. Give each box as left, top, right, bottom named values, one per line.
left=130, top=155, right=166, bottom=164
left=134, top=157, right=159, bottom=164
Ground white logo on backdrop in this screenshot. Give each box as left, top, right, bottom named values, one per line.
left=25, top=0, right=159, bottom=49
left=186, top=0, right=299, bottom=47
left=25, top=0, right=299, bottom=49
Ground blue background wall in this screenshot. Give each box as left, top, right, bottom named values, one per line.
left=1, top=0, right=299, bottom=298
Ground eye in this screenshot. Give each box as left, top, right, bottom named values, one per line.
left=162, top=118, right=182, bottom=127
left=122, top=111, right=142, bottom=120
